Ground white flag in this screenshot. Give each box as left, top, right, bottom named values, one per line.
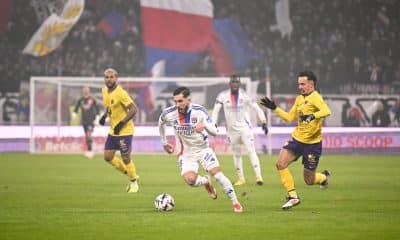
left=23, top=0, right=85, bottom=57
left=269, top=0, right=293, bottom=39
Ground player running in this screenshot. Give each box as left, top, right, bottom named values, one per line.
left=260, top=70, right=331, bottom=210
left=158, top=86, right=243, bottom=213
left=99, top=68, right=140, bottom=193
left=72, top=86, right=100, bottom=158
left=212, top=74, right=268, bottom=186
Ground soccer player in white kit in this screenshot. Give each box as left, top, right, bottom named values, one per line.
left=212, top=75, right=269, bottom=186
left=158, top=86, right=243, bottom=213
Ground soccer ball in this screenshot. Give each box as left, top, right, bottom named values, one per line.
left=154, top=193, right=175, bottom=211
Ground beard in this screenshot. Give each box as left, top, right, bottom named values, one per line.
left=178, top=106, right=188, bottom=114
left=106, top=81, right=116, bottom=90
left=231, top=88, right=239, bottom=94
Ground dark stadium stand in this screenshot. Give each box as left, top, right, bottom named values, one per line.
left=0, top=0, right=399, bottom=125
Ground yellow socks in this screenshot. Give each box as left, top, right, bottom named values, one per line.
left=125, top=161, right=138, bottom=181
left=278, top=168, right=297, bottom=198
left=110, top=156, right=127, bottom=174
left=314, top=172, right=327, bottom=185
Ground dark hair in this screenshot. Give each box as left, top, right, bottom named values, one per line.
left=173, top=86, right=191, bottom=97
left=230, top=74, right=241, bottom=82
left=298, top=71, right=317, bottom=85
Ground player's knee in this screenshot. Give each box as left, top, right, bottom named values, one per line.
left=304, top=178, right=314, bottom=185
left=276, top=161, right=285, bottom=170
left=183, top=176, right=196, bottom=186
left=186, top=179, right=196, bottom=186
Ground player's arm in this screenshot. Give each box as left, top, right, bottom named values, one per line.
left=113, top=102, right=137, bottom=134
left=196, top=113, right=218, bottom=137
left=99, top=88, right=108, bottom=125
left=121, top=101, right=137, bottom=123
left=158, top=113, right=174, bottom=154
left=113, top=90, right=138, bottom=134
left=275, top=104, right=297, bottom=123
left=211, top=98, right=223, bottom=125
left=299, top=95, right=331, bottom=123
left=313, top=96, right=331, bottom=119
left=98, top=108, right=108, bottom=125
left=93, top=98, right=102, bottom=125
left=73, top=98, right=81, bottom=114
left=249, top=100, right=268, bottom=134
left=260, top=96, right=297, bottom=123
left=93, top=98, right=100, bottom=116
left=72, top=98, right=81, bottom=120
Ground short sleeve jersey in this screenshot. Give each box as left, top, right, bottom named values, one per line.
left=102, top=85, right=134, bottom=136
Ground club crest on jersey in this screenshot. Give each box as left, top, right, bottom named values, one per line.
left=191, top=117, right=198, bottom=124
left=307, top=154, right=316, bottom=163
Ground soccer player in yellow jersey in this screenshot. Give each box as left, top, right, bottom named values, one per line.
left=260, top=71, right=331, bottom=210
left=99, top=68, right=139, bottom=193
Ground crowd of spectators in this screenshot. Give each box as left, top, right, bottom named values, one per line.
left=1, top=0, right=399, bottom=125
left=0, top=0, right=143, bottom=93
left=213, top=0, right=400, bottom=94
left=1, top=0, right=399, bottom=94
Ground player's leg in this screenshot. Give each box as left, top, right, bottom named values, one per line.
left=104, top=135, right=128, bottom=174
left=180, top=155, right=215, bottom=198
left=201, top=148, right=242, bottom=212
left=180, top=155, right=211, bottom=186
left=302, top=142, right=330, bottom=189
left=118, top=136, right=139, bottom=193
left=229, top=133, right=245, bottom=186
left=277, top=140, right=301, bottom=210
left=83, top=124, right=94, bottom=158
left=241, top=132, right=263, bottom=185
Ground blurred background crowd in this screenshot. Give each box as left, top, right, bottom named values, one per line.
left=0, top=0, right=399, bottom=126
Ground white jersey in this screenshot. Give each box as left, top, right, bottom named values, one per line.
left=212, top=88, right=266, bottom=132
left=158, top=103, right=217, bottom=155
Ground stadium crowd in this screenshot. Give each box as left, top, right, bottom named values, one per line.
left=1, top=0, right=399, bottom=125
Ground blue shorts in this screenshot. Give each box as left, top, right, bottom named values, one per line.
left=104, top=134, right=132, bottom=154
left=283, top=138, right=322, bottom=170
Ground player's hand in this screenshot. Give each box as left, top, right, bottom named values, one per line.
left=300, top=114, right=315, bottom=123
left=195, top=122, right=205, bottom=133
left=94, top=115, right=101, bottom=126
left=260, top=97, right=277, bottom=110
left=261, top=123, right=268, bottom=135
left=163, top=143, right=174, bottom=154
left=71, top=112, right=78, bottom=120
left=99, top=115, right=106, bottom=125
left=113, top=121, right=125, bottom=135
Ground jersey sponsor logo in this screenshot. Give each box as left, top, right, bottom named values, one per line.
left=307, top=154, right=316, bottom=163
left=174, top=123, right=195, bottom=136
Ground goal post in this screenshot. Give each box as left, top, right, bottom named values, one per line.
left=29, top=76, right=258, bottom=153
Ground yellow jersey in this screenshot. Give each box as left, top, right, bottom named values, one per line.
left=102, top=85, right=135, bottom=136
left=274, top=91, right=331, bottom=144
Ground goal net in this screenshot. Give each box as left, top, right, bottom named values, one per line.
left=29, top=76, right=255, bottom=153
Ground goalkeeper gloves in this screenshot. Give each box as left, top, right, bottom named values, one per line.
left=260, top=97, right=277, bottom=110
left=113, top=121, right=125, bottom=135
left=71, top=112, right=78, bottom=120
left=261, top=123, right=268, bottom=135
left=99, top=114, right=106, bottom=126
left=299, top=114, right=315, bottom=123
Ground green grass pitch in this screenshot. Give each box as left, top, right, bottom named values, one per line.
left=1, top=153, right=399, bottom=240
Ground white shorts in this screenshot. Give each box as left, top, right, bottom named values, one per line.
left=227, top=130, right=255, bottom=150
left=178, top=148, right=220, bottom=176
